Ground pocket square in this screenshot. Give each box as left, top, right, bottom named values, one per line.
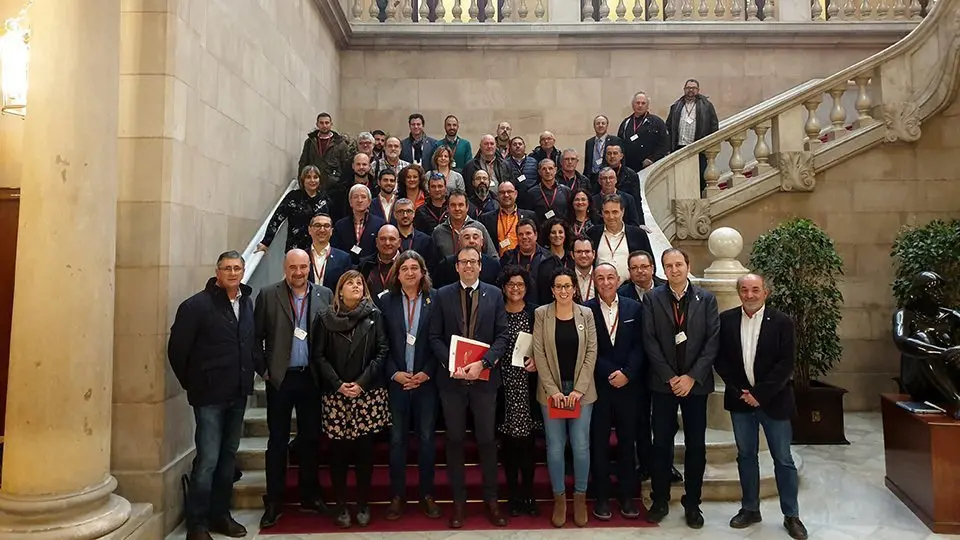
left=623, top=319, right=635, bottom=323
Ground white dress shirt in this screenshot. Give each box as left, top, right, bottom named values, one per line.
left=311, top=243, right=330, bottom=284
left=597, top=226, right=630, bottom=284
left=577, top=268, right=594, bottom=302
left=740, top=305, right=765, bottom=386
left=229, top=290, right=242, bottom=320
left=599, top=294, right=620, bottom=345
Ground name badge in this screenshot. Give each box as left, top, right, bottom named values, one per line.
left=350, top=245, right=362, bottom=255
left=595, top=158, right=603, bottom=166
left=294, top=327, right=308, bottom=341
left=516, top=175, right=526, bottom=182
left=499, top=238, right=512, bottom=248
left=630, top=134, right=639, bottom=142
left=685, top=116, right=695, bottom=124
left=406, top=333, right=417, bottom=346
left=675, top=331, right=687, bottom=345
left=544, top=210, right=556, bottom=219
left=452, top=161, right=457, bottom=168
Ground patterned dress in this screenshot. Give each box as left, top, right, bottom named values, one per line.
left=321, top=387, right=391, bottom=441
left=499, top=309, right=542, bottom=438
left=261, top=189, right=330, bottom=253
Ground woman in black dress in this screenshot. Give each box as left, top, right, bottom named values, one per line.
left=256, top=165, right=331, bottom=253
left=497, top=265, right=541, bottom=517
left=312, top=270, right=390, bottom=528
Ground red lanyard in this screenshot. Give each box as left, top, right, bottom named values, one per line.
left=378, top=261, right=394, bottom=289
left=401, top=234, right=414, bottom=252
left=451, top=226, right=462, bottom=253
left=425, top=204, right=446, bottom=224
left=632, top=114, right=648, bottom=134
left=313, top=246, right=332, bottom=283
left=540, top=185, right=558, bottom=209
left=406, top=294, right=420, bottom=331
left=288, top=290, right=308, bottom=325
left=354, top=216, right=367, bottom=244
left=580, top=273, right=593, bottom=301
left=673, top=299, right=686, bottom=327
left=517, top=251, right=535, bottom=272
left=605, top=304, right=619, bottom=336
left=573, top=220, right=587, bottom=236
left=604, top=231, right=626, bottom=255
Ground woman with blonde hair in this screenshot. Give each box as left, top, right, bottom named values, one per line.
left=312, top=270, right=390, bottom=528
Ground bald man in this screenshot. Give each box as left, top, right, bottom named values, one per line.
left=358, top=224, right=402, bottom=296
left=255, top=249, right=334, bottom=528
left=462, top=133, right=515, bottom=201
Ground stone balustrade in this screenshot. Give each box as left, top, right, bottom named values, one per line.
left=821, top=0, right=932, bottom=20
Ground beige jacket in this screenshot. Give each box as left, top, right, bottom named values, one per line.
left=533, top=303, right=598, bottom=405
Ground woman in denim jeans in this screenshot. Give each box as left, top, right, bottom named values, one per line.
left=533, top=267, right=598, bottom=528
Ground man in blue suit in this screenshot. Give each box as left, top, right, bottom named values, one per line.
left=379, top=251, right=443, bottom=522
left=400, top=113, right=438, bottom=167
left=586, top=263, right=645, bottom=521
left=305, top=213, right=352, bottom=290
left=394, top=198, right=437, bottom=271
left=429, top=246, right=510, bottom=529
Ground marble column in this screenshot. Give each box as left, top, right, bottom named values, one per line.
left=0, top=1, right=132, bottom=539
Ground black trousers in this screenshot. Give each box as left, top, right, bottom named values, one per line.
left=651, top=391, right=708, bottom=507
left=636, top=389, right=652, bottom=471
left=591, top=384, right=639, bottom=502
left=439, top=385, right=499, bottom=503
left=329, top=435, right=375, bottom=507
left=502, top=434, right=536, bottom=501
left=265, top=370, right=322, bottom=503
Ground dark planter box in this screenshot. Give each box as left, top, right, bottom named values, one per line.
left=792, top=380, right=850, bottom=445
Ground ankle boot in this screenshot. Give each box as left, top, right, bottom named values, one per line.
left=551, top=493, right=567, bottom=528
left=573, top=492, right=589, bottom=527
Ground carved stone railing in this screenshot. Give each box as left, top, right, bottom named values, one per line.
left=642, top=0, right=958, bottom=242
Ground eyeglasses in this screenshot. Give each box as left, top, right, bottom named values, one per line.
left=630, top=264, right=653, bottom=271
left=505, top=282, right=525, bottom=289
left=395, top=209, right=415, bottom=215
left=684, top=86, right=699, bottom=91
left=457, top=259, right=480, bottom=266
left=553, top=284, right=574, bottom=291
left=218, top=265, right=244, bottom=273
left=573, top=249, right=594, bottom=255
left=309, top=223, right=332, bottom=229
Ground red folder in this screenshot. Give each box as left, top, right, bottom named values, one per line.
left=449, top=335, right=491, bottom=381
left=548, top=399, right=582, bottom=419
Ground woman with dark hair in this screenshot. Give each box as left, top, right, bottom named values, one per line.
left=312, top=270, right=390, bottom=528
left=397, top=164, right=427, bottom=210
left=566, top=188, right=598, bottom=238
left=536, top=217, right=574, bottom=303
left=497, top=265, right=541, bottom=517
left=534, top=266, right=597, bottom=528
left=256, top=165, right=331, bottom=253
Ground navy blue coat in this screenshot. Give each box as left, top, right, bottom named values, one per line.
left=586, top=295, right=645, bottom=391
left=399, top=228, right=437, bottom=270
left=332, top=213, right=387, bottom=264
left=380, top=288, right=439, bottom=382
left=307, top=246, right=354, bottom=290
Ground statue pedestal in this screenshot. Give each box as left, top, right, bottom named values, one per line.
left=881, top=393, right=960, bottom=534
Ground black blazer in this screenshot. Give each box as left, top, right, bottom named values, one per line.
left=432, top=253, right=502, bottom=290
left=716, top=306, right=797, bottom=420
left=586, top=223, right=653, bottom=260
left=332, top=213, right=387, bottom=264
left=592, top=190, right=642, bottom=226
left=617, top=275, right=666, bottom=303
left=428, top=281, right=509, bottom=393
left=478, top=208, right=537, bottom=253
left=641, top=282, right=719, bottom=395
left=586, top=295, right=645, bottom=389
left=583, top=135, right=624, bottom=178
left=307, top=246, right=353, bottom=290
left=381, top=289, right=439, bottom=383
left=399, top=228, right=437, bottom=270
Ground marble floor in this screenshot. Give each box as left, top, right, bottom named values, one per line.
left=168, top=412, right=959, bottom=539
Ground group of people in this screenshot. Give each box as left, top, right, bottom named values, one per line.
left=168, top=84, right=809, bottom=540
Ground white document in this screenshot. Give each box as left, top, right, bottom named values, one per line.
left=511, top=331, right=533, bottom=367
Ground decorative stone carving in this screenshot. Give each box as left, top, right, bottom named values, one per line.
left=882, top=101, right=922, bottom=143
left=776, top=151, right=816, bottom=192
left=673, top=199, right=712, bottom=240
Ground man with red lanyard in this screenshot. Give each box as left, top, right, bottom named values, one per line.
left=572, top=237, right=596, bottom=303
left=587, top=194, right=653, bottom=285
left=358, top=224, right=402, bottom=297
left=306, top=213, right=352, bottom=290
left=615, top=92, right=670, bottom=174
left=331, top=184, right=386, bottom=264
left=414, top=172, right=450, bottom=233
left=584, top=263, right=645, bottom=521
left=528, top=159, right=572, bottom=227
left=501, top=218, right=548, bottom=305
left=478, top=181, right=536, bottom=258
left=394, top=198, right=437, bottom=272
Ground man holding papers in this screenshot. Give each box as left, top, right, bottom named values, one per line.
left=429, top=245, right=511, bottom=529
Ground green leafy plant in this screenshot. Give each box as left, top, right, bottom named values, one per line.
left=891, top=219, right=960, bottom=309
left=749, top=218, right=844, bottom=389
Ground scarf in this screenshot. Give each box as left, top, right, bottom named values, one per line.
left=322, top=299, right=374, bottom=333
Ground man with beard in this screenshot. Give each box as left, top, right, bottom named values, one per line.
left=371, top=169, right=399, bottom=224
left=462, top=134, right=514, bottom=199
left=372, top=130, right=387, bottom=162
left=666, top=79, right=720, bottom=194
left=604, top=143, right=642, bottom=208
left=495, top=121, right=512, bottom=158
left=375, top=136, right=411, bottom=179
left=435, top=115, right=473, bottom=172
left=400, top=113, right=439, bottom=167
left=298, top=112, right=351, bottom=182
left=468, top=170, right=500, bottom=219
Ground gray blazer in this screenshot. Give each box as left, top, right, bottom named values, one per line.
left=254, top=280, right=333, bottom=389
left=532, top=303, right=598, bottom=405
left=641, top=282, right=719, bottom=395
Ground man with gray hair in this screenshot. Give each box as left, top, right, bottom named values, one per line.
left=433, top=225, right=502, bottom=288
left=616, top=92, right=670, bottom=173
left=463, top=134, right=514, bottom=200
left=356, top=131, right=376, bottom=159
left=558, top=148, right=594, bottom=194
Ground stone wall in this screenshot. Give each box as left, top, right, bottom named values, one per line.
left=112, top=0, right=340, bottom=533
left=339, top=47, right=888, bottom=151
left=683, top=97, right=960, bottom=411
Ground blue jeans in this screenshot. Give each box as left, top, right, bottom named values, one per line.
left=731, top=409, right=800, bottom=517
left=388, top=383, right=438, bottom=499
left=541, top=381, right=593, bottom=495
left=186, top=398, right=246, bottom=531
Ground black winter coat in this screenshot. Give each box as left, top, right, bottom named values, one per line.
left=311, top=302, right=389, bottom=393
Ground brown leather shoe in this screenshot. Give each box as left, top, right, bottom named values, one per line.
left=186, top=531, right=213, bottom=540
left=385, top=496, right=404, bottom=521
left=573, top=492, right=589, bottom=527
left=551, top=493, right=567, bottom=528
left=485, top=500, right=508, bottom=527
left=209, top=515, right=247, bottom=538
left=448, top=501, right=466, bottom=529
left=421, top=496, right=442, bottom=519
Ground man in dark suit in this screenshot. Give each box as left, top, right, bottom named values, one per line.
left=592, top=167, right=642, bottom=227
left=306, top=213, right=353, bottom=290
left=501, top=218, right=549, bottom=304
left=432, top=226, right=501, bottom=288
left=399, top=113, right=438, bottom=167
left=586, top=263, right=644, bottom=521
left=381, top=251, right=443, bottom=521
left=429, top=246, right=511, bottom=529
left=583, top=115, right=623, bottom=185
left=331, top=184, right=387, bottom=264
left=478, top=181, right=536, bottom=258
left=616, top=92, right=670, bottom=173
left=716, top=274, right=807, bottom=540
left=254, top=249, right=334, bottom=528
left=618, top=250, right=666, bottom=303
left=642, top=247, right=719, bottom=528
left=587, top=194, right=653, bottom=284
left=394, top=198, right=437, bottom=271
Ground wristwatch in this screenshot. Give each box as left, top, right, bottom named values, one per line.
left=481, top=357, right=495, bottom=370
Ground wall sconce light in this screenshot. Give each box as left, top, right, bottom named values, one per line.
left=0, top=4, right=30, bottom=118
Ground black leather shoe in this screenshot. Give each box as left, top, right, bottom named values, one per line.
left=508, top=497, right=523, bottom=517
left=209, top=515, right=246, bottom=538
left=356, top=505, right=372, bottom=527
left=185, top=531, right=213, bottom=540
left=523, top=498, right=540, bottom=517
left=784, top=516, right=809, bottom=539
left=334, top=506, right=351, bottom=528
left=684, top=506, right=704, bottom=529
left=593, top=499, right=612, bottom=521
left=421, top=496, right=442, bottom=519
left=448, top=501, right=466, bottom=529
left=671, top=466, right=684, bottom=484
left=646, top=500, right=669, bottom=523
left=619, top=499, right=640, bottom=519
left=729, top=508, right=762, bottom=529
left=301, top=498, right=330, bottom=515
left=259, top=498, right=282, bottom=529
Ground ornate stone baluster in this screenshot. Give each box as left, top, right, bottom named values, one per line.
left=468, top=0, right=479, bottom=21
left=730, top=0, right=743, bottom=18
left=598, top=0, right=611, bottom=19
left=811, top=0, right=823, bottom=18
left=583, top=0, right=595, bottom=20
left=803, top=96, right=823, bottom=149
left=634, top=0, right=645, bottom=19
left=859, top=0, right=872, bottom=18
left=699, top=0, right=710, bottom=17
left=747, top=0, right=759, bottom=19
left=826, top=87, right=848, bottom=139
left=753, top=122, right=772, bottom=173
left=649, top=0, right=662, bottom=18
left=664, top=0, right=677, bottom=18
left=534, top=0, right=546, bottom=19
left=762, top=0, right=774, bottom=19
left=715, top=0, right=727, bottom=18
left=401, top=0, right=414, bottom=20
left=616, top=0, right=628, bottom=20
left=436, top=0, right=448, bottom=19
left=727, top=132, right=747, bottom=187
left=826, top=0, right=839, bottom=18
left=517, top=0, right=528, bottom=18
left=419, top=0, right=431, bottom=20
left=501, top=0, right=513, bottom=18
left=892, top=0, right=907, bottom=17
left=369, top=0, right=381, bottom=19
left=842, top=0, right=858, bottom=18
left=386, top=0, right=399, bottom=21
left=703, top=145, right=722, bottom=197
left=853, top=75, right=875, bottom=128
left=875, top=0, right=889, bottom=17
left=352, top=0, right=364, bottom=20
left=452, top=0, right=464, bottom=20
left=484, top=0, right=496, bottom=20
left=680, top=0, right=695, bottom=18
left=908, top=0, right=921, bottom=17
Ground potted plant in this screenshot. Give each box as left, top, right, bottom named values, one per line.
left=891, top=219, right=960, bottom=308
left=749, top=217, right=848, bottom=444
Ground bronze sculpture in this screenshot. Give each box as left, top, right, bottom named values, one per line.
left=892, top=271, right=960, bottom=419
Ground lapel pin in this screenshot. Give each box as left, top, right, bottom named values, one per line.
left=577, top=324, right=584, bottom=331
left=696, top=295, right=700, bottom=301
